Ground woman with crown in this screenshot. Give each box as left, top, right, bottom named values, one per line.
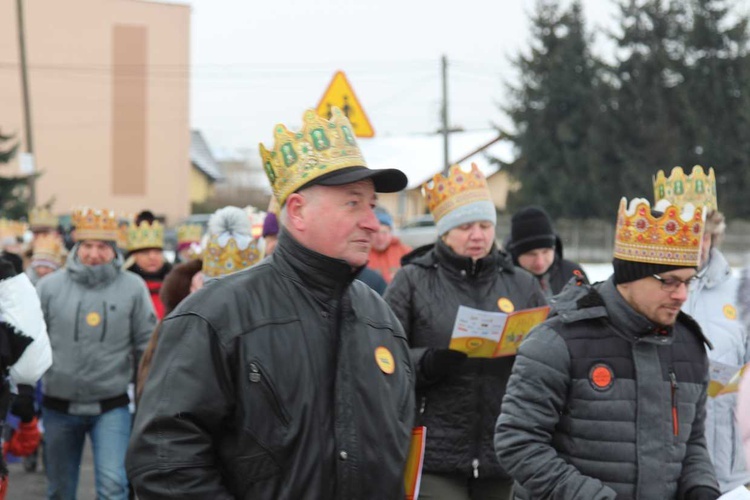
left=124, top=210, right=172, bottom=319
left=385, top=163, right=546, bottom=499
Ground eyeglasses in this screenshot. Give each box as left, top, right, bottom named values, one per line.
left=651, top=274, right=696, bottom=292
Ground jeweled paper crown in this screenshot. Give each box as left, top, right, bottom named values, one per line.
left=71, top=208, right=119, bottom=242
left=259, top=107, right=366, bottom=206
left=422, top=163, right=492, bottom=223
left=202, top=237, right=261, bottom=278
left=29, top=207, right=59, bottom=230
left=653, top=166, right=717, bottom=211
left=127, top=220, right=164, bottom=252
left=31, top=233, right=65, bottom=267
left=0, top=219, right=28, bottom=241
left=177, top=224, right=203, bottom=245
left=613, top=198, right=705, bottom=267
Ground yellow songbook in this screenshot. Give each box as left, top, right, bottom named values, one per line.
left=448, top=305, right=550, bottom=358
left=708, top=361, right=749, bottom=398
left=404, top=426, right=426, bottom=500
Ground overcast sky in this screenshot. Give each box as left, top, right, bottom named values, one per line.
left=184, top=0, right=619, bottom=154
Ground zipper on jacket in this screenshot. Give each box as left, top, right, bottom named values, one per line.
left=472, top=458, right=479, bottom=478
left=99, top=301, right=108, bottom=342
left=74, top=303, right=82, bottom=342
left=669, top=369, right=679, bottom=437
left=248, top=361, right=290, bottom=426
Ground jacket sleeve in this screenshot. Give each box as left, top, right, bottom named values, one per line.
left=126, top=313, right=235, bottom=500
left=0, top=273, right=52, bottom=385
left=494, top=326, right=617, bottom=500
left=383, top=269, right=430, bottom=384
left=130, top=277, right=158, bottom=365
left=677, top=364, right=721, bottom=496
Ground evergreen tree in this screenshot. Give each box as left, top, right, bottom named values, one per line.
left=677, top=0, right=750, bottom=217
left=0, top=129, right=30, bottom=219
left=605, top=0, right=690, bottom=203
left=500, top=0, right=608, bottom=218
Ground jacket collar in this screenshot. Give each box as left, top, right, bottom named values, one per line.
left=273, top=229, right=358, bottom=302
left=66, top=243, right=122, bottom=288
left=695, top=248, right=731, bottom=291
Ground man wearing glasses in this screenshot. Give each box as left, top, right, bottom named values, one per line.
left=494, top=197, right=720, bottom=500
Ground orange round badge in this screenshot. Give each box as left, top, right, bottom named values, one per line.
left=724, top=304, right=737, bottom=320
left=589, top=363, right=614, bottom=391
left=374, top=347, right=395, bottom=375
left=497, top=298, right=515, bottom=313
left=86, top=312, right=101, bottom=327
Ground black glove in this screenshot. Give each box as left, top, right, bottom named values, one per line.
left=0, top=255, right=17, bottom=281
left=684, top=486, right=721, bottom=500
left=10, top=384, right=37, bottom=423
left=420, top=348, right=468, bottom=381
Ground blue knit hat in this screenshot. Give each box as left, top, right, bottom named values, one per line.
left=436, top=200, right=496, bottom=235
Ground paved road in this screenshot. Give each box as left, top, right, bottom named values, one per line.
left=6, top=439, right=97, bottom=499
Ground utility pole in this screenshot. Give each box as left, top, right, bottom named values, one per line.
left=17, top=0, right=36, bottom=208
left=441, top=54, right=450, bottom=175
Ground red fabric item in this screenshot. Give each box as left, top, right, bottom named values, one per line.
left=0, top=473, right=7, bottom=500
left=367, top=238, right=412, bottom=284
left=146, top=281, right=165, bottom=319
left=3, top=417, right=41, bottom=457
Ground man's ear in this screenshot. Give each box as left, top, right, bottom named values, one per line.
left=285, top=193, right=306, bottom=232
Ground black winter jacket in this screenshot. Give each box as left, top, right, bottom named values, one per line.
left=495, top=277, right=720, bottom=499
left=126, top=231, right=415, bottom=499
left=385, top=240, right=545, bottom=479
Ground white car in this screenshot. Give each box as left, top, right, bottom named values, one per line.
left=394, top=215, right=438, bottom=249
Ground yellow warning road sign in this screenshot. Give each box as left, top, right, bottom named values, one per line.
left=316, top=71, right=374, bottom=138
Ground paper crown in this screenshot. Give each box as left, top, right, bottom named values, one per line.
left=202, top=237, right=261, bottom=278
left=29, top=207, right=59, bottom=230
left=259, top=107, right=366, bottom=206
left=422, top=163, right=492, bottom=222
left=653, top=165, right=717, bottom=211
left=0, top=219, right=28, bottom=242
left=614, top=198, right=705, bottom=267
left=71, top=208, right=119, bottom=242
left=177, top=224, right=203, bottom=245
left=31, top=233, right=65, bottom=267
left=127, top=220, right=164, bottom=252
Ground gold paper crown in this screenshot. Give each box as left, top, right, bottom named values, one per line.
left=653, top=166, right=717, bottom=211
left=422, top=163, right=492, bottom=223
left=0, top=219, right=28, bottom=242
left=29, top=207, right=59, bottom=230
left=71, top=208, right=119, bottom=242
left=614, top=198, right=705, bottom=267
left=177, top=224, right=203, bottom=245
left=127, top=220, right=164, bottom=252
left=259, top=107, right=366, bottom=206
left=31, top=233, right=65, bottom=267
left=202, top=237, right=261, bottom=278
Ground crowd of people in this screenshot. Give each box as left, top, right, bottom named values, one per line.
left=0, top=107, right=749, bottom=500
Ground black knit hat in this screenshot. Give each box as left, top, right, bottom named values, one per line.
left=509, top=206, right=556, bottom=258
left=612, top=258, right=692, bottom=285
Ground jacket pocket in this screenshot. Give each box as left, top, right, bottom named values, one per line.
left=247, top=359, right=290, bottom=426
left=232, top=451, right=282, bottom=497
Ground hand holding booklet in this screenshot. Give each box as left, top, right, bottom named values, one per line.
left=448, top=305, right=550, bottom=358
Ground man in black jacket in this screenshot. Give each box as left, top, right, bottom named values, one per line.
left=495, top=198, right=720, bottom=500
left=507, top=206, right=588, bottom=298
left=126, top=107, right=415, bottom=499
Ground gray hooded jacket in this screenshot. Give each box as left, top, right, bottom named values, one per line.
left=37, top=245, right=156, bottom=403
left=495, top=277, right=719, bottom=499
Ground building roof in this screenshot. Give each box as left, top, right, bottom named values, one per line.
left=190, top=130, right=223, bottom=181
left=359, top=130, right=515, bottom=190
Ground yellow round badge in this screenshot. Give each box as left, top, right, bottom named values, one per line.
left=497, top=297, right=515, bottom=313
left=723, top=304, right=737, bottom=320
left=374, top=347, right=395, bottom=375
left=86, top=312, right=101, bottom=327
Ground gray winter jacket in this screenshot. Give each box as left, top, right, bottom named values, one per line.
left=495, top=277, right=719, bottom=499
left=683, top=249, right=750, bottom=491
left=37, top=246, right=156, bottom=403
